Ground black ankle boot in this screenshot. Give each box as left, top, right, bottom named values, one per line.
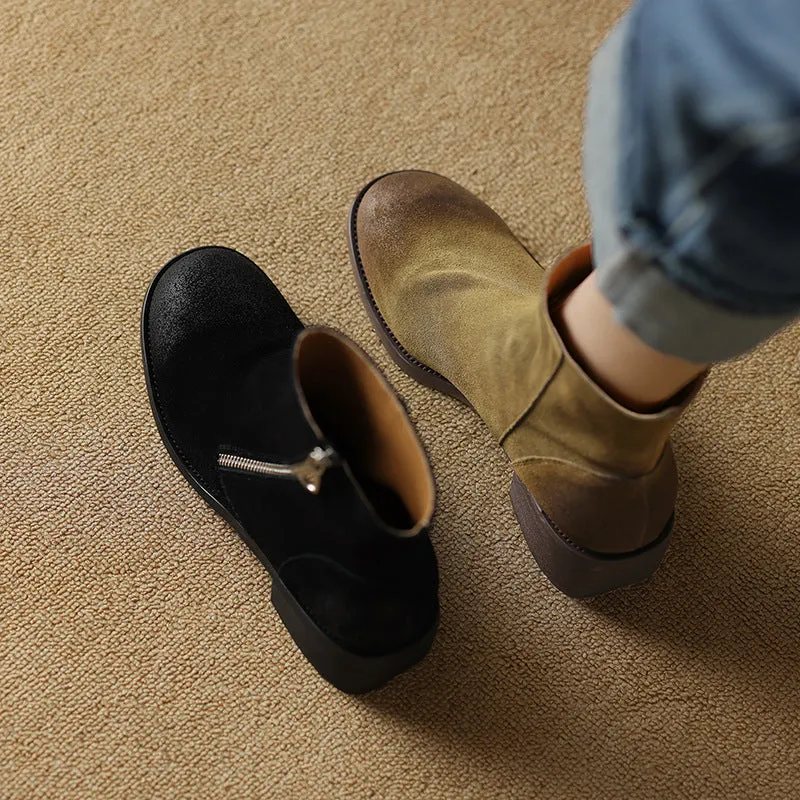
left=142, top=247, right=439, bottom=693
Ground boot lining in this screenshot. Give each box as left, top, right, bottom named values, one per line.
left=295, top=329, right=434, bottom=532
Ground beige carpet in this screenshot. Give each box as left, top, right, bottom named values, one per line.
left=2, top=1, right=798, bottom=797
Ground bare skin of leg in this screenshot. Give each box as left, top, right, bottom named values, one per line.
left=559, top=272, right=708, bottom=413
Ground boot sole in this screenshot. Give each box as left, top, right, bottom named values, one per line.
left=348, top=173, right=672, bottom=597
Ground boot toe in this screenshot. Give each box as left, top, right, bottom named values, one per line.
left=355, top=170, right=502, bottom=255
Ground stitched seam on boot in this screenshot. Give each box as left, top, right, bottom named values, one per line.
left=499, top=355, right=564, bottom=446
left=540, top=506, right=589, bottom=554
left=510, top=450, right=670, bottom=481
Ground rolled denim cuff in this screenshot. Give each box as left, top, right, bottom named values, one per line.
left=584, top=10, right=797, bottom=363
left=596, top=247, right=795, bottom=362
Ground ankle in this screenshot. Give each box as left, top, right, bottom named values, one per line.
left=555, top=272, right=706, bottom=413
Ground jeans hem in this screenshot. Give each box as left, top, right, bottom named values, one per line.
left=596, top=247, right=795, bottom=362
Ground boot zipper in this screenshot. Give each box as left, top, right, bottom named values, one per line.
left=217, top=446, right=338, bottom=495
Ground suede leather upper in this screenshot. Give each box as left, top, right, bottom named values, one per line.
left=145, top=247, right=309, bottom=502
left=356, top=172, right=694, bottom=554
left=356, top=171, right=553, bottom=437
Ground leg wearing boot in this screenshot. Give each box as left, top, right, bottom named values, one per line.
left=349, top=2, right=800, bottom=596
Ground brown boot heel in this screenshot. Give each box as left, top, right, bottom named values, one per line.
left=509, top=475, right=674, bottom=597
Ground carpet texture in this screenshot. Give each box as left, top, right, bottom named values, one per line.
left=2, top=1, right=798, bottom=798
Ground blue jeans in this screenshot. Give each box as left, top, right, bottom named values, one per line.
left=586, top=0, right=800, bottom=362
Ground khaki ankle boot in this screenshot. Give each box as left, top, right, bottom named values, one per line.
left=349, top=170, right=699, bottom=596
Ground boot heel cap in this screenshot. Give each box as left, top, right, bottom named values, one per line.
left=270, top=578, right=438, bottom=694
left=510, top=474, right=673, bottom=598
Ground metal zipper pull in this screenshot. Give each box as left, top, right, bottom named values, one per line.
left=217, top=445, right=338, bottom=494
